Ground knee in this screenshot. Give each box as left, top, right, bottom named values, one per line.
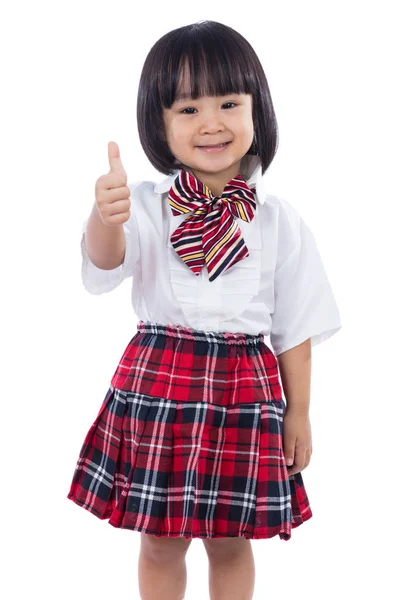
left=203, top=537, right=251, bottom=561
left=140, top=533, right=192, bottom=564
left=203, top=538, right=251, bottom=562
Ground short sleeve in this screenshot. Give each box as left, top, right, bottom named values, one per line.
left=270, top=199, right=342, bottom=355
left=80, top=181, right=141, bottom=295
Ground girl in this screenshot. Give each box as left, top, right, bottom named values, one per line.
left=67, top=20, right=342, bottom=600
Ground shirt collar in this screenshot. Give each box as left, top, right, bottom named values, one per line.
left=153, top=154, right=267, bottom=205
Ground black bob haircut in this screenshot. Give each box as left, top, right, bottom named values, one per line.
left=137, top=20, right=279, bottom=176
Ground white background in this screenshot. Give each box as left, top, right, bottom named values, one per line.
left=2, top=0, right=399, bottom=598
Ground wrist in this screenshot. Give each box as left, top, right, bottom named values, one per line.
left=284, top=401, right=310, bottom=416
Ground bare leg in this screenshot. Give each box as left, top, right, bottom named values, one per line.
left=204, top=538, right=256, bottom=600
left=138, top=533, right=192, bottom=600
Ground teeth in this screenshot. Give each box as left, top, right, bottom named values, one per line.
left=202, top=143, right=227, bottom=148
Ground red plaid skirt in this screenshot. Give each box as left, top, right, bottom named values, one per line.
left=67, top=320, right=312, bottom=540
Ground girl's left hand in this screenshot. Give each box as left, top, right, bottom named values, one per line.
left=282, top=408, right=313, bottom=476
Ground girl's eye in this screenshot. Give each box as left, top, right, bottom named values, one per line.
left=180, top=102, right=237, bottom=114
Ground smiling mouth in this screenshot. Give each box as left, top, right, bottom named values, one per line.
left=197, top=142, right=231, bottom=148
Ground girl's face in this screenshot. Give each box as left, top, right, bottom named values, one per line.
left=163, top=86, right=254, bottom=196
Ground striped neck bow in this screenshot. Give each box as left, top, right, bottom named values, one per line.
left=168, top=170, right=257, bottom=282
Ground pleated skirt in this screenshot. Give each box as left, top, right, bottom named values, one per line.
left=67, top=320, right=312, bottom=540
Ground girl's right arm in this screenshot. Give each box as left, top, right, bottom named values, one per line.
left=85, top=141, right=131, bottom=270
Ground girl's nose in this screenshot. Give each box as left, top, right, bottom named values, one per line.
left=199, top=113, right=225, bottom=134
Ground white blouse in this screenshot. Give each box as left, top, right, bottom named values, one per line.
left=80, top=155, right=342, bottom=356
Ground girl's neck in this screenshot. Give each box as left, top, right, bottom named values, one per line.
left=186, top=159, right=242, bottom=197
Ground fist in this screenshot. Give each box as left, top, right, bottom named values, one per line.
left=94, top=141, right=131, bottom=226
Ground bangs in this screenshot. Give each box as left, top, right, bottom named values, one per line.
left=157, top=26, right=257, bottom=108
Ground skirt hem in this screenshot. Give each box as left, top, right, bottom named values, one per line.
left=67, top=493, right=312, bottom=541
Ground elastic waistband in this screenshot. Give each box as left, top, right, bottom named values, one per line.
left=137, top=320, right=264, bottom=346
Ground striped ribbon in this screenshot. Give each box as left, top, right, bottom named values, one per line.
left=168, top=170, right=257, bottom=282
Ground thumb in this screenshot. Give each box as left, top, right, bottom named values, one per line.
left=108, top=141, right=126, bottom=174
left=284, top=442, right=295, bottom=466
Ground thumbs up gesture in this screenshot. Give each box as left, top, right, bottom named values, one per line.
left=94, top=141, right=131, bottom=226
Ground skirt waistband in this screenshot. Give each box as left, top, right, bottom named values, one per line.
left=137, top=320, right=264, bottom=346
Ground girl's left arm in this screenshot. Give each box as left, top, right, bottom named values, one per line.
left=277, top=338, right=312, bottom=474
left=277, top=337, right=311, bottom=415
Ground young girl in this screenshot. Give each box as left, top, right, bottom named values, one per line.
left=68, top=20, right=341, bottom=600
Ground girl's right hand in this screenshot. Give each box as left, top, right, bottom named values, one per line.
left=94, top=141, right=131, bottom=227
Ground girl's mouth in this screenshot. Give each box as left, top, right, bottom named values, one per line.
left=197, top=142, right=231, bottom=153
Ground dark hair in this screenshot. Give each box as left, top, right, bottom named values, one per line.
left=137, top=20, right=279, bottom=176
